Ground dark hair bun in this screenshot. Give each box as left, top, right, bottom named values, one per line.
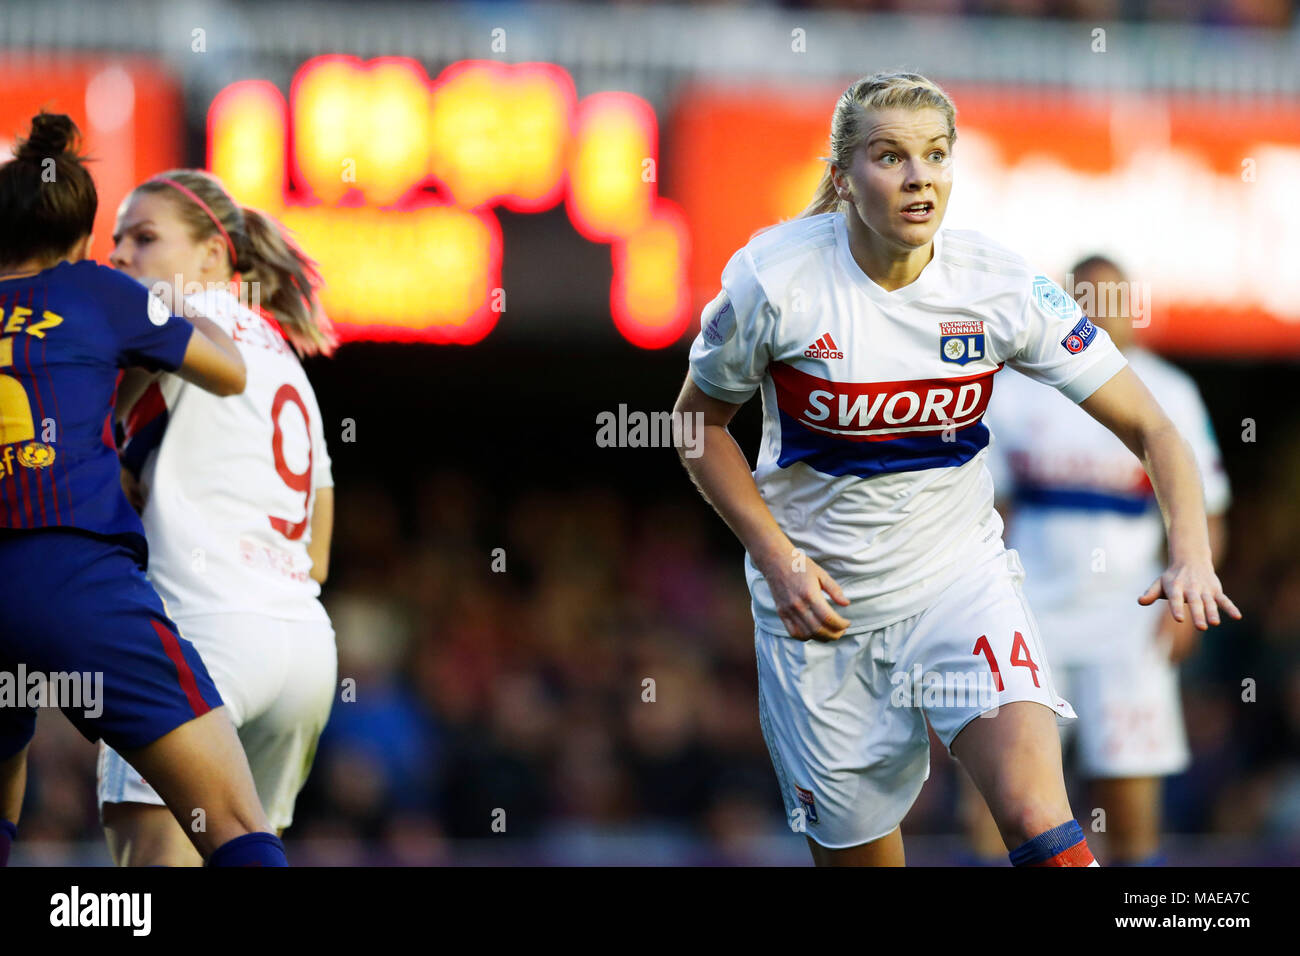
left=14, top=113, right=81, bottom=162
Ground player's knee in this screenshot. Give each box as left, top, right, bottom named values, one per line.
left=996, top=798, right=1072, bottom=848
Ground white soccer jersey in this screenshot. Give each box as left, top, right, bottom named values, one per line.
left=984, top=347, right=1230, bottom=659
left=688, top=212, right=1127, bottom=636
left=122, top=288, right=332, bottom=623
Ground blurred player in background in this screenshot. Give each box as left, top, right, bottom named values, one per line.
left=99, top=169, right=338, bottom=866
left=961, top=254, right=1230, bottom=865
left=0, top=114, right=290, bottom=867
left=674, top=73, right=1240, bottom=867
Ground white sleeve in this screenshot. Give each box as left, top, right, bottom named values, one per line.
left=688, top=247, right=777, bottom=404
left=1004, top=275, right=1128, bottom=403
left=1172, top=379, right=1231, bottom=515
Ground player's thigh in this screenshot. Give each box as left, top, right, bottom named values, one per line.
left=102, top=801, right=201, bottom=867
left=903, top=552, right=1074, bottom=829
left=119, top=706, right=270, bottom=855
left=906, top=552, right=1074, bottom=749
left=97, top=738, right=200, bottom=865
left=755, top=622, right=929, bottom=851
left=951, top=701, right=1069, bottom=824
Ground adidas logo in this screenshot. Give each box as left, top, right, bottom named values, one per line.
left=803, top=332, right=843, bottom=360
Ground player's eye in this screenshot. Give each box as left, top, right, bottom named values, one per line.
left=880, top=152, right=899, bottom=164
left=928, top=150, right=947, bottom=162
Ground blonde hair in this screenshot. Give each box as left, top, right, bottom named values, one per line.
left=135, top=170, right=337, bottom=357
left=799, top=71, right=957, bottom=219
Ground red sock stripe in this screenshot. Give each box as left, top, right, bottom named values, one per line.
left=151, top=619, right=212, bottom=719
left=1028, top=839, right=1096, bottom=867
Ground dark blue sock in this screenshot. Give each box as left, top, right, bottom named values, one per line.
left=207, top=832, right=288, bottom=867
left=1009, top=819, right=1086, bottom=866
left=0, top=819, right=16, bottom=868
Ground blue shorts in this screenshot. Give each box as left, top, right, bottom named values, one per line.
left=0, top=529, right=223, bottom=759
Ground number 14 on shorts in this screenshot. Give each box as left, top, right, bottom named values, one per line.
left=973, top=632, right=1040, bottom=691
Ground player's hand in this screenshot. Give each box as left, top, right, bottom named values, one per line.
left=1155, top=611, right=1201, bottom=663
left=1138, top=556, right=1241, bottom=631
left=761, top=552, right=852, bottom=642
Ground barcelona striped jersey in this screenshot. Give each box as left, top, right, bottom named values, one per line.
left=0, top=261, right=192, bottom=558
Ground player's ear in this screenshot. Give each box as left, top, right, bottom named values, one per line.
left=830, top=163, right=854, bottom=203
left=202, top=234, right=228, bottom=277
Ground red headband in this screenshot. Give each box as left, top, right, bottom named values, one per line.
left=148, top=176, right=237, bottom=266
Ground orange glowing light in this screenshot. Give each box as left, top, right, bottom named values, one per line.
left=611, top=199, right=691, bottom=350
left=566, top=92, right=657, bottom=243
left=208, top=57, right=684, bottom=347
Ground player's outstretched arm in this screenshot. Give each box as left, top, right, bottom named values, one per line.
left=1078, top=366, right=1241, bottom=630
left=174, top=312, right=246, bottom=396
left=673, top=375, right=850, bottom=641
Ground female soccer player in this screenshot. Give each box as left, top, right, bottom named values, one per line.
left=674, top=73, right=1241, bottom=867
left=98, top=169, right=338, bottom=865
left=0, top=113, right=288, bottom=867
left=961, top=254, right=1230, bottom=865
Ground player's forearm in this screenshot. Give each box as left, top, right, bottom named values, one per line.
left=189, top=312, right=241, bottom=368
left=1208, top=514, right=1227, bottom=565
left=680, top=424, right=793, bottom=574
left=1139, top=421, right=1212, bottom=565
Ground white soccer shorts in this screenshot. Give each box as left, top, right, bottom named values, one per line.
left=755, top=548, right=1075, bottom=849
left=1051, top=637, right=1190, bottom=779
left=97, top=612, right=337, bottom=832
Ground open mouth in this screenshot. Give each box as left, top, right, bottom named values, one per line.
left=901, top=201, right=934, bottom=219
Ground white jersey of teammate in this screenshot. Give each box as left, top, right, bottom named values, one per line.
left=124, top=287, right=332, bottom=624
left=689, top=212, right=1128, bottom=637
left=985, top=348, right=1231, bottom=664
left=103, top=287, right=336, bottom=830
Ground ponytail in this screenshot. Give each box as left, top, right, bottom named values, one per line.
left=241, top=207, right=336, bottom=358
left=798, top=167, right=843, bottom=220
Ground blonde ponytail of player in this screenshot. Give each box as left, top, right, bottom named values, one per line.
left=239, top=206, right=336, bottom=358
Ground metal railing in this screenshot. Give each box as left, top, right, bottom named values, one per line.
left=2, top=1, right=1298, bottom=99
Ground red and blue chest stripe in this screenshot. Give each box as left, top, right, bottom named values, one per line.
left=771, top=362, right=1001, bottom=478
